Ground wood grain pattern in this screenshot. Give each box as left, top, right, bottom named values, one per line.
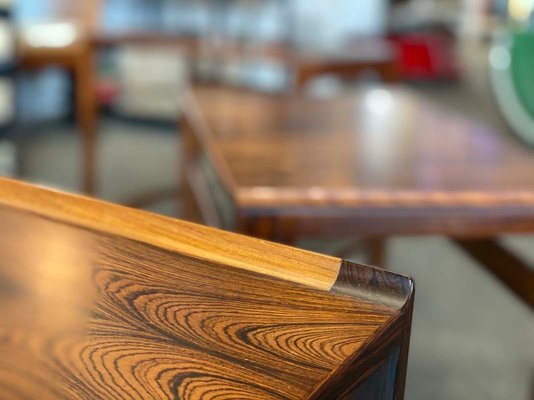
left=181, top=84, right=533, bottom=308
left=0, top=178, right=340, bottom=291
left=182, top=85, right=534, bottom=237
left=0, top=179, right=414, bottom=399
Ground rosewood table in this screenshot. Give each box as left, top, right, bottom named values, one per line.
left=181, top=85, right=534, bottom=308
left=0, top=177, right=413, bottom=399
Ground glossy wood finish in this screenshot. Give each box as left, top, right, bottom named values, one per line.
left=182, top=86, right=534, bottom=236
left=0, top=178, right=414, bottom=399
left=181, top=85, right=534, bottom=305
left=0, top=178, right=339, bottom=291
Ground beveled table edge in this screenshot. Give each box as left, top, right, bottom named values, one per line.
left=0, top=177, right=341, bottom=291
left=0, top=178, right=413, bottom=311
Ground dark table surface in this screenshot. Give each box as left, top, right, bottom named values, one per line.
left=184, top=85, right=534, bottom=237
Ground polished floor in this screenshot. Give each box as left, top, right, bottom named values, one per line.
left=14, top=114, right=533, bottom=400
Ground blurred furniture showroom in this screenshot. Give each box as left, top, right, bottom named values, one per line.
left=0, top=0, right=533, bottom=399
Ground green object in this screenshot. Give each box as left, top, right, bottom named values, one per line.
left=510, top=32, right=534, bottom=120
left=490, top=30, right=534, bottom=146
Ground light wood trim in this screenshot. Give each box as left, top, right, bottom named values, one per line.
left=237, top=187, right=534, bottom=208
left=0, top=178, right=341, bottom=291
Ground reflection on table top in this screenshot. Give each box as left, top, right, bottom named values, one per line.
left=184, top=85, right=534, bottom=209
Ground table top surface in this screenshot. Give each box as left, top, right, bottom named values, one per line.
left=185, top=85, right=534, bottom=210
left=0, top=178, right=412, bottom=399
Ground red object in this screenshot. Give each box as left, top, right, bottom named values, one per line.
left=389, top=33, right=460, bottom=81
left=95, top=79, right=119, bottom=106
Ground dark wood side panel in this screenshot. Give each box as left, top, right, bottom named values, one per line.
left=308, top=311, right=406, bottom=400
left=0, top=206, right=404, bottom=400
left=238, top=208, right=534, bottom=238
left=346, top=348, right=400, bottom=400
left=308, top=261, right=414, bottom=399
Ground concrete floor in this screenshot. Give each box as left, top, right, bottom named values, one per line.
left=14, top=115, right=533, bottom=400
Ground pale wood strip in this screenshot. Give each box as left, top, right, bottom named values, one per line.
left=0, top=178, right=341, bottom=290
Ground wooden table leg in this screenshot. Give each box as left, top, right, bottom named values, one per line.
left=75, top=44, right=98, bottom=195
left=236, top=215, right=274, bottom=242
left=335, top=237, right=388, bottom=267
left=293, top=64, right=313, bottom=91
left=180, top=115, right=205, bottom=223
left=367, top=237, right=387, bottom=268
left=454, top=238, right=534, bottom=308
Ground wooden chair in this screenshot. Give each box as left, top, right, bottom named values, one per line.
left=18, top=0, right=102, bottom=194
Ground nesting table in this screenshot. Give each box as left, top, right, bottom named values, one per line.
left=181, top=85, right=534, bottom=307
left=0, top=177, right=413, bottom=399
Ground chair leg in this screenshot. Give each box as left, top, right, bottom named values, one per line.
left=75, top=45, right=98, bottom=195
left=366, top=237, right=387, bottom=268
left=335, top=237, right=388, bottom=267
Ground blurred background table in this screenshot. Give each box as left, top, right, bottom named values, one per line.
left=0, top=177, right=413, bottom=399
left=181, top=85, right=534, bottom=307
left=19, top=35, right=97, bottom=193
left=291, top=38, right=400, bottom=89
